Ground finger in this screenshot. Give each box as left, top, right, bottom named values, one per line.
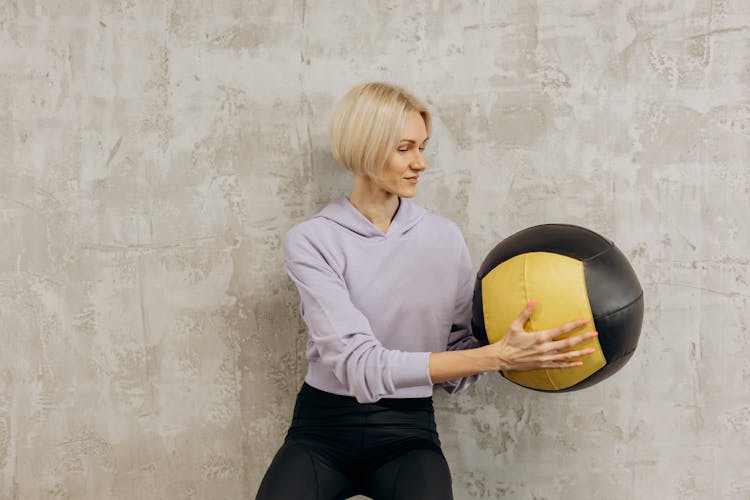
left=541, top=348, right=596, bottom=368
left=561, top=347, right=596, bottom=360
left=547, top=330, right=599, bottom=352
left=545, top=361, right=586, bottom=369
left=539, top=318, right=591, bottom=342
left=510, top=299, right=535, bottom=330
left=538, top=347, right=593, bottom=364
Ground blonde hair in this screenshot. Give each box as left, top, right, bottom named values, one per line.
left=329, top=82, right=431, bottom=177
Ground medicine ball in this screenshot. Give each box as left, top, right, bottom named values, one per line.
left=472, top=224, right=643, bottom=392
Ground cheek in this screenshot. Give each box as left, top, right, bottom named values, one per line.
left=382, top=161, right=405, bottom=181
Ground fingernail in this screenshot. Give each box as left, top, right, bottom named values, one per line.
left=581, top=319, right=590, bottom=324
left=587, top=348, right=596, bottom=354
left=590, top=331, right=598, bottom=337
left=528, top=299, right=535, bottom=307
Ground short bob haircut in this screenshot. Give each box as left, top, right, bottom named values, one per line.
left=329, top=82, right=431, bottom=177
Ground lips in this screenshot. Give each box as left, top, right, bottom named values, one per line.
left=405, top=176, right=418, bottom=183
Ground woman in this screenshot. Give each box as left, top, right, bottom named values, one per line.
left=256, top=82, right=597, bottom=500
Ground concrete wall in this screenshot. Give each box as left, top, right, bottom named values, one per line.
left=2, top=1, right=748, bottom=498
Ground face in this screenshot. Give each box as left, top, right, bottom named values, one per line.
left=372, top=110, right=429, bottom=198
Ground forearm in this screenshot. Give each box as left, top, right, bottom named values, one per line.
left=428, top=345, right=502, bottom=384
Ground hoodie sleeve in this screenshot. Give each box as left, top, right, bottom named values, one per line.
left=284, top=226, right=432, bottom=403
left=440, top=234, right=482, bottom=394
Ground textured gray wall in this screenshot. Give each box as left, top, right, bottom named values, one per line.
left=1, top=1, right=749, bottom=499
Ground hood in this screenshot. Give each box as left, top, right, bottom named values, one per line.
left=315, top=197, right=427, bottom=238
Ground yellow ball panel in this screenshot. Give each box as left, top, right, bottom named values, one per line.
left=481, top=252, right=606, bottom=390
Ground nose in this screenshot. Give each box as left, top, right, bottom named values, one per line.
left=410, top=151, right=427, bottom=171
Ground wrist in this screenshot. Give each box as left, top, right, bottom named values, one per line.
left=482, top=343, right=508, bottom=372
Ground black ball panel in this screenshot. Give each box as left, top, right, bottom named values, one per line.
left=471, top=281, right=489, bottom=346
left=583, top=245, right=643, bottom=317
left=476, top=224, right=612, bottom=281
left=593, top=294, right=644, bottom=368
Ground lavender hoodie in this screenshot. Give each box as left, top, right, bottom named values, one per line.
left=284, top=196, right=480, bottom=403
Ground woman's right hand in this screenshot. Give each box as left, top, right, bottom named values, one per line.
left=489, top=300, right=598, bottom=371
left=428, top=300, right=598, bottom=384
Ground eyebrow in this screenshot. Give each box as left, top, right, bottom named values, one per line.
left=399, top=137, right=430, bottom=144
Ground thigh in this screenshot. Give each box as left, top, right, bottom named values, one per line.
left=255, top=439, right=354, bottom=500
left=361, top=447, right=453, bottom=500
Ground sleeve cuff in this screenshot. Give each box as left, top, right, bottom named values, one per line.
left=391, top=351, right=433, bottom=389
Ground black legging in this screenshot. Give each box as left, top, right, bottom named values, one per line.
left=256, top=383, right=454, bottom=500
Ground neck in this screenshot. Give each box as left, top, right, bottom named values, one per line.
left=348, top=175, right=400, bottom=234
